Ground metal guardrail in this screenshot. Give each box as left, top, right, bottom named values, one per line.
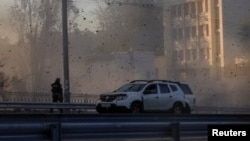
left=1, top=92, right=250, bottom=114
left=0, top=92, right=98, bottom=113
left=0, top=92, right=99, bottom=104
left=0, top=103, right=250, bottom=115
left=0, top=102, right=250, bottom=114
left=0, top=102, right=96, bottom=112
left=0, top=114, right=249, bottom=141
left=193, top=106, right=250, bottom=114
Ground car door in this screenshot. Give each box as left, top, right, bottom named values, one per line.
left=168, top=83, right=184, bottom=107
left=157, top=83, right=172, bottom=111
left=142, top=84, right=159, bottom=111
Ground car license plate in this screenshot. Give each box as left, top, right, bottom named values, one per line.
left=101, top=103, right=110, bottom=108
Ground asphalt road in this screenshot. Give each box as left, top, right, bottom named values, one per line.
left=64, top=137, right=207, bottom=141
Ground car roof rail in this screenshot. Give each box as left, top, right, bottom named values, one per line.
left=148, top=79, right=179, bottom=83
left=129, top=80, right=149, bottom=83
left=130, top=79, right=180, bottom=84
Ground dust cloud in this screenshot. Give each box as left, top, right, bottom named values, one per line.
left=0, top=0, right=250, bottom=108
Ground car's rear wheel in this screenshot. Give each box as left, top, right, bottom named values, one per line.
left=183, top=104, right=191, bottom=114
left=172, top=103, right=183, bottom=114
left=130, top=102, right=142, bottom=113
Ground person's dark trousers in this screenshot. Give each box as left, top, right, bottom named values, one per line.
left=53, top=95, right=59, bottom=103
left=51, top=94, right=59, bottom=113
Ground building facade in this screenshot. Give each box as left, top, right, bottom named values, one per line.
left=163, top=0, right=250, bottom=83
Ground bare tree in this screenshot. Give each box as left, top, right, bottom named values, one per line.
left=0, top=59, right=10, bottom=92
left=9, top=0, right=79, bottom=92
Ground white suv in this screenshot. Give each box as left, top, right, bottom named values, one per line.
left=96, top=80, right=195, bottom=114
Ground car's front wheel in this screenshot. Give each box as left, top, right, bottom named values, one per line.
left=130, top=102, right=143, bottom=113
left=96, top=106, right=108, bottom=113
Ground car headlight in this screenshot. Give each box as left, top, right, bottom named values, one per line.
left=116, top=95, right=127, bottom=101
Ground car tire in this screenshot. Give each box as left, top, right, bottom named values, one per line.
left=96, top=107, right=107, bottom=113
left=130, top=102, right=142, bottom=113
left=183, top=104, right=191, bottom=114
left=172, top=103, right=183, bottom=114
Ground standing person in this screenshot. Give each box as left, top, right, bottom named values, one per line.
left=51, top=78, right=63, bottom=103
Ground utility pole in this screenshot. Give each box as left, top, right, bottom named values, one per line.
left=62, top=0, right=70, bottom=103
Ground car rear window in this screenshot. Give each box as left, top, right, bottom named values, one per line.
left=179, top=84, right=193, bottom=95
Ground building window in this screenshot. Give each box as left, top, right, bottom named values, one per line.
left=199, top=25, right=204, bottom=37
left=190, top=1, right=196, bottom=16
left=172, top=28, right=177, bottom=40
left=192, top=49, right=197, bottom=60
left=177, top=4, right=182, bottom=17
left=215, top=8, right=220, bottom=30
left=205, top=0, right=208, bottom=12
left=191, top=26, right=196, bottom=38
left=178, top=28, right=183, bottom=40
left=184, top=3, right=189, bottom=16
left=198, top=0, right=203, bottom=13
left=206, top=47, right=210, bottom=60
left=206, top=24, right=209, bottom=36
left=185, top=27, right=190, bottom=39
left=199, top=48, right=204, bottom=60
left=186, top=49, right=191, bottom=61
left=215, top=0, right=219, bottom=5
left=199, top=48, right=209, bottom=60
left=171, top=5, right=177, bottom=18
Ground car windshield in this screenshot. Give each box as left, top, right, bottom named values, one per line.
left=114, top=84, right=146, bottom=92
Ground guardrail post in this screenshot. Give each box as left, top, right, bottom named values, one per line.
left=50, top=123, right=62, bottom=141
left=171, top=122, right=180, bottom=141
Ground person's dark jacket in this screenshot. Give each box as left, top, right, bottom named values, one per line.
left=51, top=81, right=62, bottom=94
